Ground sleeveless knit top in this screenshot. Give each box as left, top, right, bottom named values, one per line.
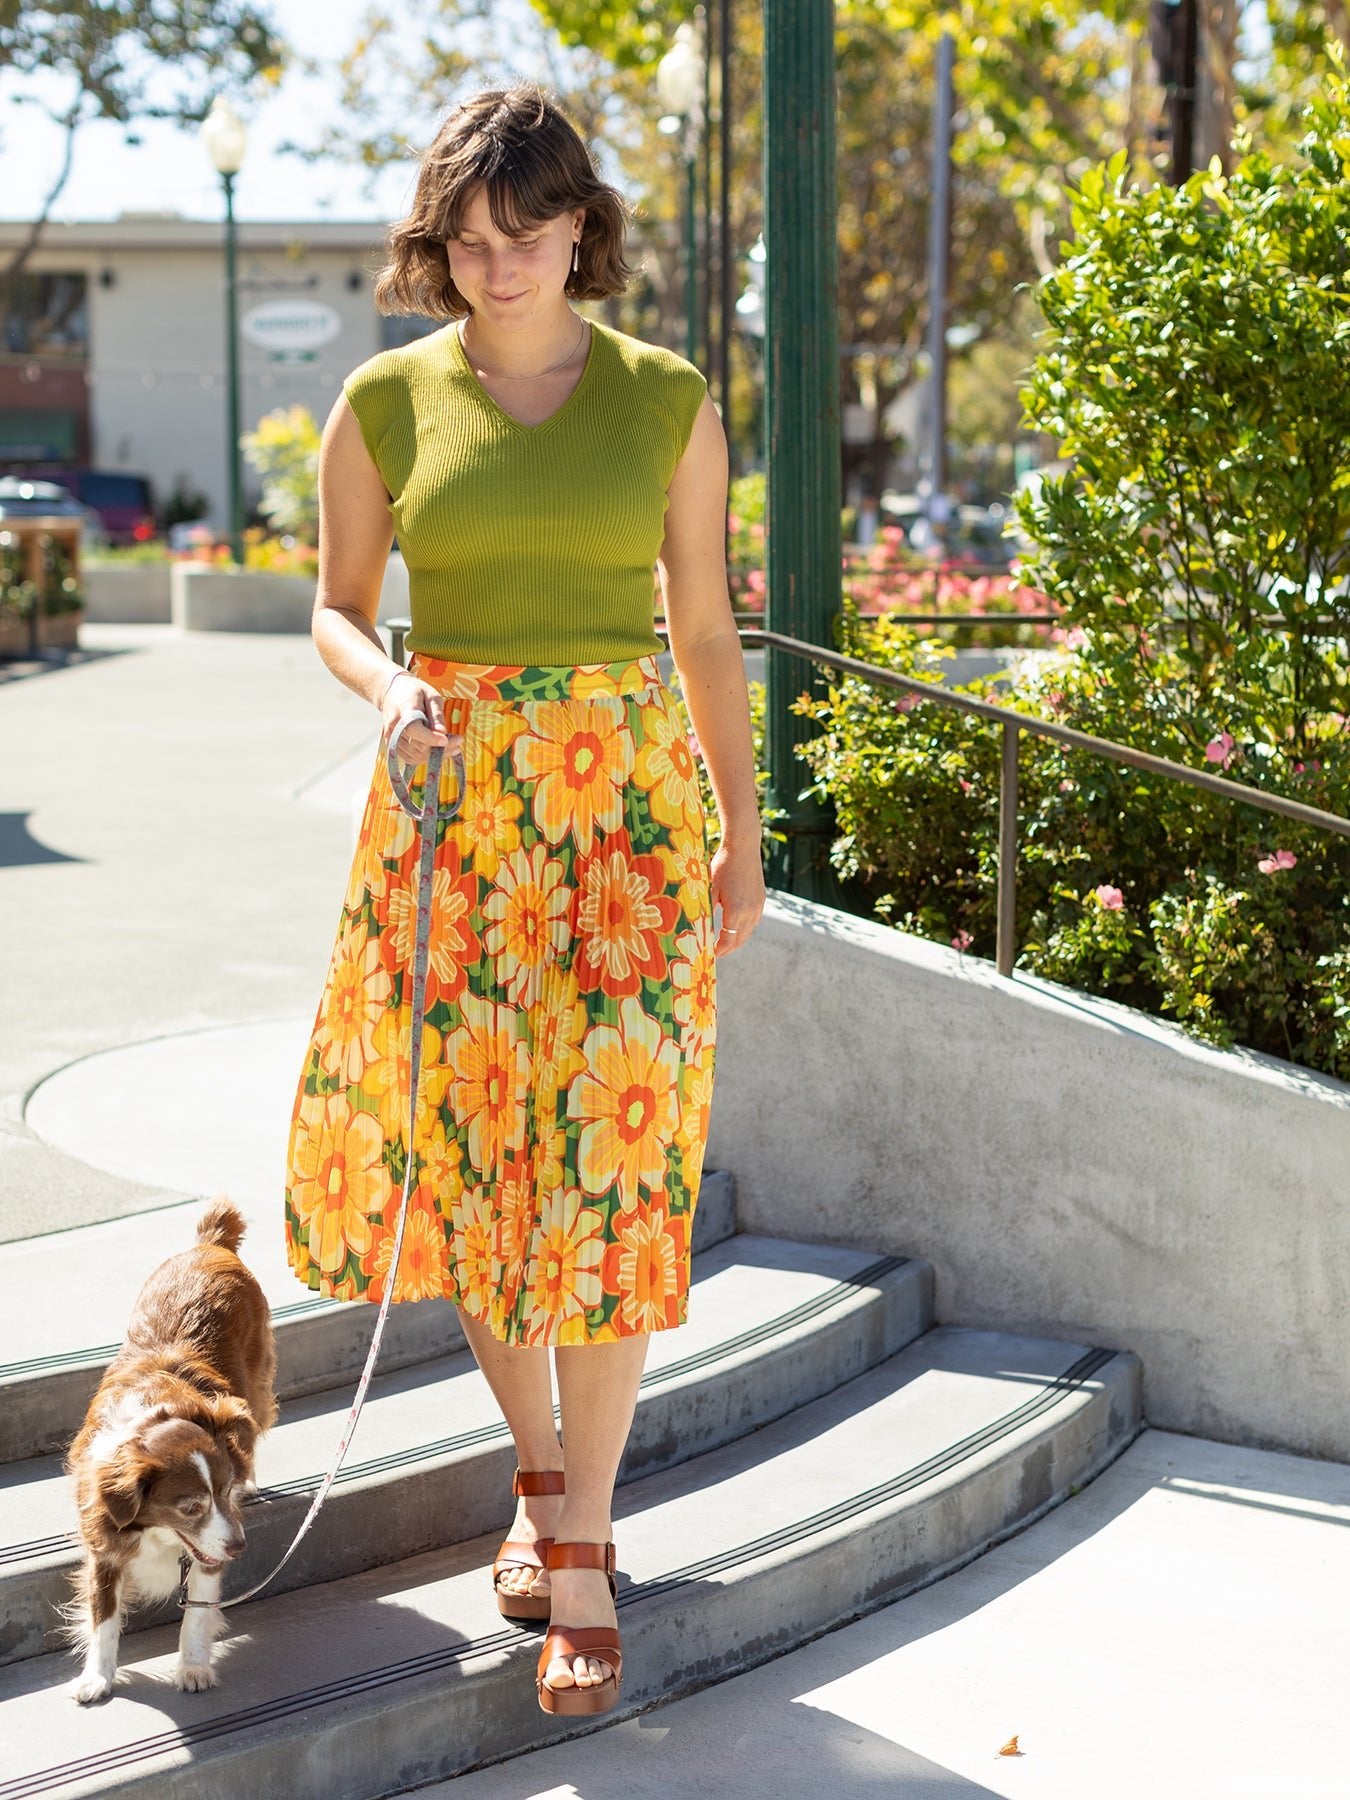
left=341, top=318, right=708, bottom=664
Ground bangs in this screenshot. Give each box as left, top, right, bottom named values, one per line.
left=441, top=144, right=573, bottom=241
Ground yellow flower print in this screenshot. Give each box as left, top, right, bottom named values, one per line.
left=521, top=1186, right=608, bottom=1343
left=567, top=997, right=682, bottom=1198
left=289, top=1101, right=387, bottom=1276
left=453, top=1198, right=497, bottom=1320
left=443, top=993, right=532, bottom=1177
left=314, top=933, right=393, bottom=1088
left=657, top=840, right=712, bottom=920
left=451, top=767, right=523, bottom=879
left=482, top=843, right=574, bottom=1009
left=416, top=1116, right=464, bottom=1210
left=634, top=704, right=704, bottom=832
left=669, top=922, right=717, bottom=1052
left=364, top=1009, right=444, bottom=1142
left=676, top=1041, right=717, bottom=1195
left=362, top=1188, right=448, bottom=1302
left=463, top=701, right=530, bottom=783
left=513, top=699, right=634, bottom=854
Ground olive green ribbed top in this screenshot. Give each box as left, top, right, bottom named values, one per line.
left=341, top=317, right=708, bottom=664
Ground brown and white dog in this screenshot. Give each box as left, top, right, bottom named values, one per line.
left=65, top=1199, right=277, bottom=1703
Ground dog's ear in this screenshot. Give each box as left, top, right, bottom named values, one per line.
left=102, top=1445, right=158, bottom=1531
left=208, top=1395, right=259, bottom=1481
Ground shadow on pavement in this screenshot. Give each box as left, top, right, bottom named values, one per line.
left=0, top=812, right=88, bottom=868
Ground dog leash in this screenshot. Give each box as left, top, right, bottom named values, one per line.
left=181, top=712, right=465, bottom=1611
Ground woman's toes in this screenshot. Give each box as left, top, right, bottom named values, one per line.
left=545, top=1655, right=576, bottom=1690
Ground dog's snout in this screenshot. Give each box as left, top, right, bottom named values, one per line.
left=223, top=1523, right=246, bottom=1560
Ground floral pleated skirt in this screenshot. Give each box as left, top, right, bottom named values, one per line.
left=284, top=651, right=717, bottom=1346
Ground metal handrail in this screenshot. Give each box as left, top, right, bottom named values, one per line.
left=382, top=612, right=1349, bottom=980
left=739, top=627, right=1350, bottom=977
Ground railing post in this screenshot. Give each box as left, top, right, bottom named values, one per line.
left=997, top=720, right=1020, bottom=977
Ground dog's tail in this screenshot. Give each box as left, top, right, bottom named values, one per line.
left=196, top=1197, right=248, bottom=1254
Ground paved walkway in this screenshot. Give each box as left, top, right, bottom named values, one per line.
left=5, top=623, right=1349, bottom=1797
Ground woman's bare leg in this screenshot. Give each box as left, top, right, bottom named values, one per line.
left=544, top=1332, right=649, bottom=1692
left=457, top=1310, right=564, bottom=1603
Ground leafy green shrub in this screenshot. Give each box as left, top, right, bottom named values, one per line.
left=793, top=71, right=1350, bottom=1080
left=796, top=605, right=1350, bottom=1077
left=241, top=405, right=321, bottom=541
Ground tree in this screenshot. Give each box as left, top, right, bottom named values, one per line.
left=0, top=1, right=287, bottom=285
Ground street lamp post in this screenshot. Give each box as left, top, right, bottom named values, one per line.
left=657, top=23, right=705, bottom=367
left=201, top=97, right=247, bottom=566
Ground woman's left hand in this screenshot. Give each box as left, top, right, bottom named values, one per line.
left=709, top=839, right=766, bottom=957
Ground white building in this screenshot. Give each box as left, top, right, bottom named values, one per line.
left=0, top=215, right=431, bottom=531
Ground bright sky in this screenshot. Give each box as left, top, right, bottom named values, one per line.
left=0, top=0, right=511, bottom=225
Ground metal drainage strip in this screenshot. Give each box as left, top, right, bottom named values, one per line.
left=0, top=1343, right=1114, bottom=1800
left=0, top=1257, right=908, bottom=1567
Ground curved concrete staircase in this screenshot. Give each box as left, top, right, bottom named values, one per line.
left=0, top=1172, right=1141, bottom=1797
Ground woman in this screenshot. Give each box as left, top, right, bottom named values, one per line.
left=283, top=84, right=764, bottom=1719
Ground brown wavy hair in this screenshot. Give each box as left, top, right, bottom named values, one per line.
left=372, top=84, right=636, bottom=320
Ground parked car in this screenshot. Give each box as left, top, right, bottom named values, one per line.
left=0, top=478, right=108, bottom=547
left=5, top=466, right=156, bottom=544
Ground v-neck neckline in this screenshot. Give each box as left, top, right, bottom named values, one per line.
left=449, top=316, right=598, bottom=435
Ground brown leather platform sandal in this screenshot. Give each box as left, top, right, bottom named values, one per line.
left=492, top=1469, right=565, bottom=1621
left=535, top=1540, right=622, bottom=1717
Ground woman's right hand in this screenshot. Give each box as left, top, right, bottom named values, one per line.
left=380, top=668, right=457, bottom=764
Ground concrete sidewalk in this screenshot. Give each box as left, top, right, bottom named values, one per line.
left=1, top=623, right=377, bottom=1239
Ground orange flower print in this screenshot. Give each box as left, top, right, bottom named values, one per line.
left=482, top=843, right=574, bottom=1008
left=491, top=1151, right=538, bottom=1309
left=533, top=1119, right=570, bottom=1202
left=443, top=993, right=532, bottom=1178
left=513, top=699, right=634, bottom=854
left=451, top=767, right=523, bottom=880
left=634, top=704, right=704, bottom=832
left=289, top=1101, right=387, bottom=1277
left=361, top=1188, right=448, bottom=1302
left=657, top=840, right=712, bottom=920
left=600, top=1207, right=688, bottom=1333
left=669, top=922, right=717, bottom=1053
left=574, top=828, right=681, bottom=998
left=314, top=933, right=393, bottom=1087
left=452, top=1197, right=497, bottom=1321
left=568, top=997, right=682, bottom=1199
left=522, top=1186, right=608, bottom=1344
left=385, top=859, right=479, bottom=1009
left=364, top=1010, right=444, bottom=1142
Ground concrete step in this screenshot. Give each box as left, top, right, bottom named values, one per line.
left=0, top=1171, right=736, bottom=1464
left=0, top=1325, right=1142, bottom=1800
left=0, top=1234, right=930, bottom=1666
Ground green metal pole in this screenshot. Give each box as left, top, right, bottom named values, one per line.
left=222, top=170, right=243, bottom=566
left=762, top=0, right=842, bottom=900
left=684, top=144, right=699, bottom=366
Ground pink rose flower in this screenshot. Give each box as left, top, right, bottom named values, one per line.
left=952, top=930, right=974, bottom=952
left=1094, top=884, right=1124, bottom=910
left=1205, top=732, right=1236, bottom=767
left=1257, top=849, right=1297, bottom=874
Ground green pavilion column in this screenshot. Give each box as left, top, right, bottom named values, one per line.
left=762, top=0, right=842, bottom=898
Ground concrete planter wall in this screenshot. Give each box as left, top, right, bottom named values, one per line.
left=170, top=553, right=410, bottom=633
left=82, top=564, right=172, bottom=624
left=707, top=894, right=1350, bottom=1461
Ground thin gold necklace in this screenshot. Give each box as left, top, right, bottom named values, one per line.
left=458, top=314, right=587, bottom=379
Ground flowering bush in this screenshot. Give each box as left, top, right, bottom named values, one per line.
left=793, top=595, right=1350, bottom=1078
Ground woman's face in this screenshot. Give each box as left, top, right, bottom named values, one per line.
left=447, top=185, right=584, bottom=328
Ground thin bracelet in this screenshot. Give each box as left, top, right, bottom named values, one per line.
left=380, top=666, right=413, bottom=706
